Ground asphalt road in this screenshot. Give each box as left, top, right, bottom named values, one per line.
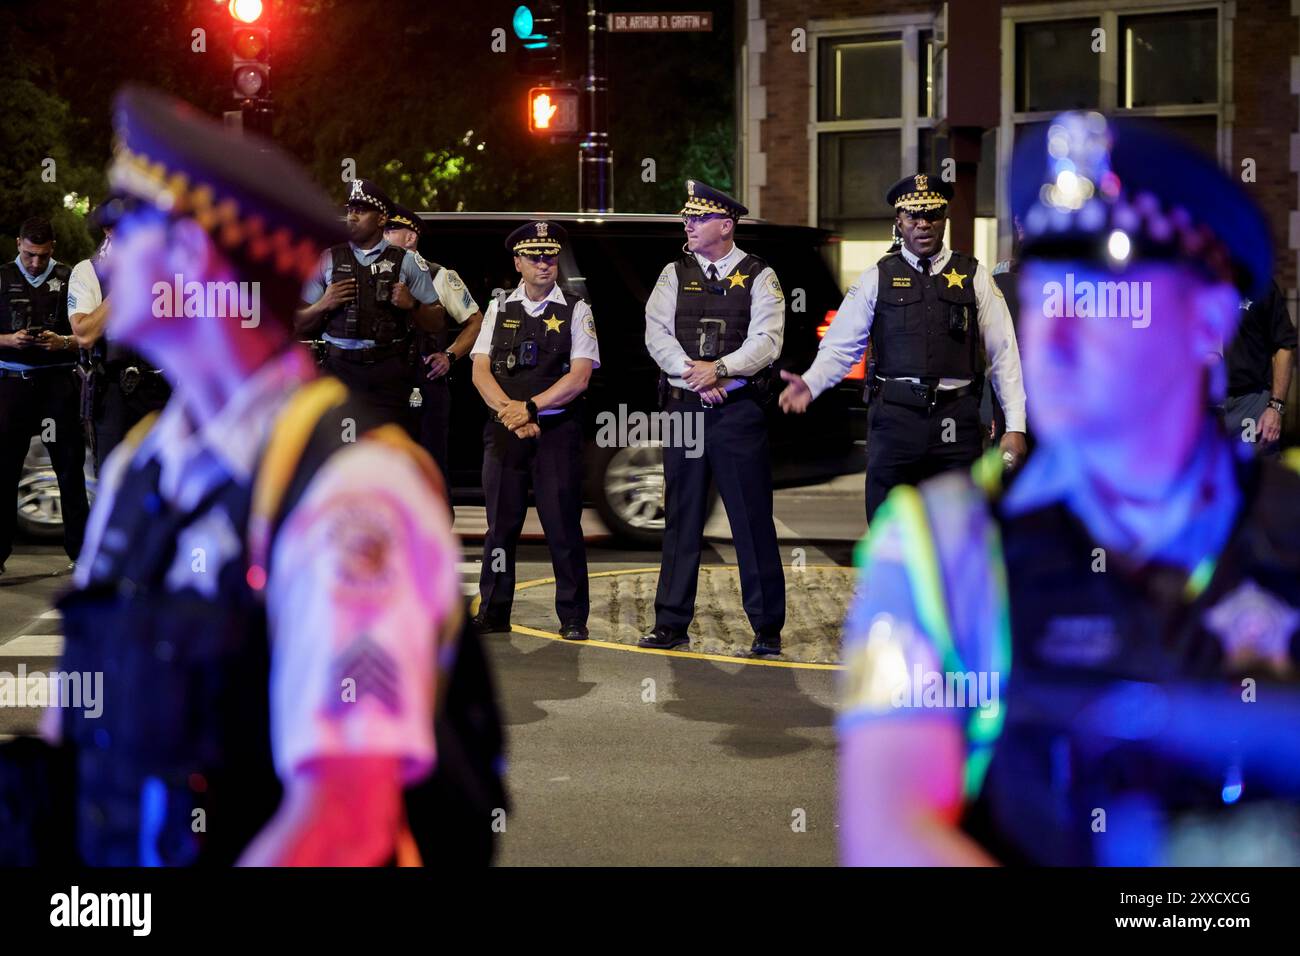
left=0, top=477, right=864, bottom=865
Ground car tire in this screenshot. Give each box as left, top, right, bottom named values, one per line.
left=588, top=441, right=717, bottom=549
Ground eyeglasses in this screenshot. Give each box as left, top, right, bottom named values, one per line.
left=520, top=253, right=557, bottom=264
left=898, top=210, right=946, bottom=224
left=682, top=213, right=725, bottom=226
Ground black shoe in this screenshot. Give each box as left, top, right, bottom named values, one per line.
left=471, top=612, right=512, bottom=635
left=638, top=626, right=689, bottom=650
left=561, top=623, right=588, bottom=642
left=750, top=633, right=782, bottom=657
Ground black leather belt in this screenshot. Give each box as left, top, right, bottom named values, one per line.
left=0, top=365, right=72, bottom=380
left=667, top=384, right=756, bottom=406
left=876, top=378, right=977, bottom=409
left=326, top=341, right=404, bottom=364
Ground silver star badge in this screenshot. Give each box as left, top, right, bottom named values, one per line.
left=375, top=259, right=395, bottom=274
left=1203, top=579, right=1298, bottom=675
left=47, top=278, right=63, bottom=292
left=165, top=508, right=243, bottom=599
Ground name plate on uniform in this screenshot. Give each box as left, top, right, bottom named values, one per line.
left=891, top=277, right=912, bottom=288
left=501, top=317, right=522, bottom=330
left=683, top=280, right=704, bottom=294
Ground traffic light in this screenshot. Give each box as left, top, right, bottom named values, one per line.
left=513, top=2, right=564, bottom=76
left=230, top=0, right=270, bottom=102
left=527, top=86, right=580, bottom=135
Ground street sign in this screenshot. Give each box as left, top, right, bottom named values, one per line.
left=606, top=11, right=713, bottom=32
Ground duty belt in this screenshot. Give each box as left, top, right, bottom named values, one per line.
left=875, top=378, right=977, bottom=410
left=326, top=341, right=405, bottom=364
left=667, top=384, right=757, bottom=407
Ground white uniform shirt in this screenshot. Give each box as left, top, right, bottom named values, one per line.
left=471, top=282, right=600, bottom=413
left=431, top=265, right=480, bottom=329
left=802, top=244, right=1027, bottom=432
left=71, top=347, right=460, bottom=784
left=67, top=258, right=103, bottom=318
left=644, top=244, right=785, bottom=388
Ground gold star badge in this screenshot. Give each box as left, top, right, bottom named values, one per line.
left=942, top=267, right=968, bottom=290
left=543, top=314, right=564, bottom=333
left=727, top=271, right=749, bottom=289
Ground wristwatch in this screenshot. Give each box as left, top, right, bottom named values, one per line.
left=443, top=347, right=458, bottom=363
left=1268, top=396, right=1286, bottom=415
left=714, top=359, right=728, bottom=380
left=525, top=398, right=539, bottom=423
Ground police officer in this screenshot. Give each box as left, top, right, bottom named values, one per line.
left=470, top=221, right=598, bottom=642
left=639, top=181, right=786, bottom=657
left=0, top=216, right=89, bottom=576
left=296, top=180, right=443, bottom=428
left=383, top=204, right=484, bottom=484
left=778, top=174, right=1028, bottom=520
left=68, top=197, right=170, bottom=472
left=0, top=86, right=500, bottom=866
left=1220, top=279, right=1294, bottom=457
left=839, top=113, right=1300, bottom=866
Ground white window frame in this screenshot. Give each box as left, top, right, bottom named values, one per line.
left=998, top=0, right=1232, bottom=257
left=807, top=12, right=940, bottom=228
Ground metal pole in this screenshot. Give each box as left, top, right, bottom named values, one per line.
left=578, top=0, right=612, bottom=212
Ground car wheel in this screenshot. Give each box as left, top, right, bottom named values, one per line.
left=590, top=442, right=718, bottom=548
left=16, top=467, right=96, bottom=542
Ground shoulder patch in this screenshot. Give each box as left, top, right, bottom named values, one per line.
left=410, top=251, right=430, bottom=272
left=765, top=272, right=784, bottom=300
left=583, top=313, right=597, bottom=339
left=446, top=269, right=464, bottom=289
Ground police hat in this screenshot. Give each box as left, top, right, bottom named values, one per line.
left=107, top=85, right=345, bottom=285
left=507, top=220, right=566, bottom=256
left=681, top=180, right=747, bottom=220
left=886, top=173, right=953, bottom=214
left=1011, top=111, right=1272, bottom=300
left=344, top=178, right=393, bottom=217
left=89, top=193, right=129, bottom=231
left=385, top=204, right=421, bottom=236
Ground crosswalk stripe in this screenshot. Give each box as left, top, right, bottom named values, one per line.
left=38, top=610, right=61, bottom=620
left=0, top=635, right=64, bottom=657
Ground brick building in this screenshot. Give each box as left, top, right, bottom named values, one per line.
left=734, top=0, right=1299, bottom=297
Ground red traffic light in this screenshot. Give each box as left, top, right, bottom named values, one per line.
left=233, top=28, right=267, bottom=59
left=528, top=87, right=579, bottom=134
left=229, top=0, right=264, bottom=23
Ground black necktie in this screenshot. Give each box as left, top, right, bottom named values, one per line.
left=917, top=257, right=932, bottom=278
left=707, top=264, right=719, bottom=282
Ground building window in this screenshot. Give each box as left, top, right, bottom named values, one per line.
left=813, top=22, right=937, bottom=289
left=1015, top=18, right=1102, bottom=112
left=1002, top=4, right=1225, bottom=259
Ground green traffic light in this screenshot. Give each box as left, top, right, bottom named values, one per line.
left=513, top=5, right=534, bottom=41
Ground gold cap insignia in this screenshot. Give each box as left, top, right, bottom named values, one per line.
left=536, top=222, right=548, bottom=237
left=915, top=174, right=928, bottom=191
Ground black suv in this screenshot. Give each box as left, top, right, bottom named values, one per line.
left=16, top=214, right=865, bottom=546
left=413, top=212, right=864, bottom=544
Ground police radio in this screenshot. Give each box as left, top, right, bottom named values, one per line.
left=698, top=318, right=726, bottom=360
left=7, top=297, right=32, bottom=333
left=333, top=260, right=358, bottom=336
left=949, top=303, right=971, bottom=336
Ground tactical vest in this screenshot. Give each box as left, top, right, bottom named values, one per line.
left=673, top=253, right=767, bottom=362
left=962, top=456, right=1300, bottom=865
left=0, top=260, right=75, bottom=368
left=488, top=293, right=576, bottom=401
left=871, top=251, right=982, bottom=384
left=56, top=376, right=507, bottom=866
left=323, top=244, right=411, bottom=345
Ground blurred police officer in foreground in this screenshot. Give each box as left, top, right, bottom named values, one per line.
left=640, top=181, right=786, bottom=657
left=296, top=180, right=443, bottom=427
left=68, top=196, right=171, bottom=472
left=0, top=216, right=88, bottom=576
left=470, top=221, right=598, bottom=642
left=840, top=112, right=1300, bottom=866
left=0, top=86, right=507, bottom=867
left=383, top=204, right=484, bottom=485
left=779, top=174, right=1028, bottom=520
left=1220, top=279, right=1294, bottom=457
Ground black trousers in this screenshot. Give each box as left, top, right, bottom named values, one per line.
left=478, top=413, right=588, bottom=626
left=865, top=392, right=984, bottom=521
left=323, top=351, right=415, bottom=430
left=93, top=372, right=171, bottom=475
left=654, top=396, right=785, bottom=637
left=0, top=368, right=90, bottom=565
left=417, top=377, right=452, bottom=484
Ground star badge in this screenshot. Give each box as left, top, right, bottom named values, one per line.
left=942, top=267, right=968, bottom=290
left=1203, top=579, right=1298, bottom=675
left=727, top=271, right=749, bottom=289
left=543, top=313, right=564, bottom=333
left=165, top=508, right=243, bottom=599
left=375, top=259, right=396, bottom=273
left=47, top=278, right=63, bottom=292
